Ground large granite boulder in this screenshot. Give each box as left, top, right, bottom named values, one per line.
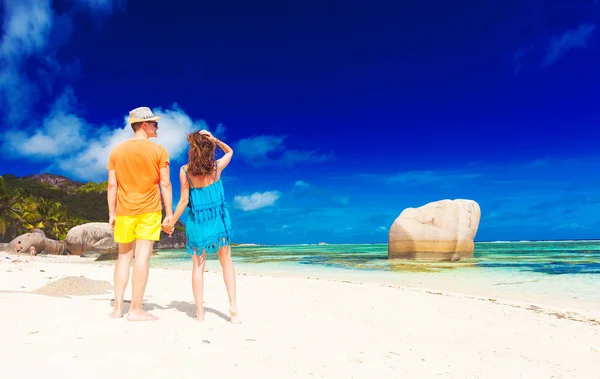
left=43, top=238, right=68, bottom=255
left=388, top=199, right=481, bottom=261
left=6, top=233, right=47, bottom=254
left=66, top=222, right=113, bottom=256
left=94, top=246, right=120, bottom=261
left=32, top=229, right=46, bottom=237
left=82, top=237, right=118, bottom=258
left=4, top=233, right=67, bottom=255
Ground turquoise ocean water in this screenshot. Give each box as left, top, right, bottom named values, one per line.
left=151, top=241, right=600, bottom=309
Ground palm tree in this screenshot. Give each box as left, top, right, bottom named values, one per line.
left=43, top=200, right=70, bottom=239
left=0, top=176, right=22, bottom=241
left=13, top=195, right=41, bottom=236
left=17, top=196, right=70, bottom=240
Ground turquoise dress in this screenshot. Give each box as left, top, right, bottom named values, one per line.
left=183, top=165, right=232, bottom=255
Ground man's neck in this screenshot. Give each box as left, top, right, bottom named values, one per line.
left=131, top=130, right=150, bottom=140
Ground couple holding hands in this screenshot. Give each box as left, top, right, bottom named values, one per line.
left=106, top=106, right=239, bottom=323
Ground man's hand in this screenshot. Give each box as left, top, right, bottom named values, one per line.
left=109, top=215, right=116, bottom=229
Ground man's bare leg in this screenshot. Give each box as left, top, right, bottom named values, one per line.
left=127, top=239, right=158, bottom=321
left=217, top=245, right=240, bottom=324
left=109, top=242, right=134, bottom=318
left=192, top=250, right=206, bottom=321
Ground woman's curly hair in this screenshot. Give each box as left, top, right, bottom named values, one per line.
left=187, top=132, right=216, bottom=176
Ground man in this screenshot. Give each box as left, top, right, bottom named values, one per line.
left=107, top=106, right=173, bottom=321
left=9, top=240, right=26, bottom=263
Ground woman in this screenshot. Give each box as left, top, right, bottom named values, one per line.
left=163, top=130, right=240, bottom=323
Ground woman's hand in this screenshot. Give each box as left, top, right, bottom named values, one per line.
left=161, top=222, right=174, bottom=237
left=199, top=130, right=217, bottom=142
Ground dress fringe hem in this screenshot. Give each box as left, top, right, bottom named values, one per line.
left=186, top=234, right=231, bottom=255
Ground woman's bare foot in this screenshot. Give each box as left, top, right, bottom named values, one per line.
left=229, top=306, right=241, bottom=324
left=127, top=310, right=159, bottom=321
left=195, top=309, right=205, bottom=322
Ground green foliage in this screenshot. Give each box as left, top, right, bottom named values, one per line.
left=76, top=181, right=108, bottom=194
left=0, top=174, right=109, bottom=242
left=0, top=176, right=20, bottom=239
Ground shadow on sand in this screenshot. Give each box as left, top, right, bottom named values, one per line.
left=108, top=299, right=231, bottom=321
left=168, top=300, right=230, bottom=322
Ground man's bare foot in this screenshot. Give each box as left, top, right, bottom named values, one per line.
left=195, top=309, right=205, bottom=322
left=109, top=308, right=124, bottom=318
left=126, top=310, right=159, bottom=321
left=229, top=306, right=241, bottom=324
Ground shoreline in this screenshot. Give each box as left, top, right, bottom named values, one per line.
left=150, top=249, right=600, bottom=315
left=6, top=253, right=600, bottom=321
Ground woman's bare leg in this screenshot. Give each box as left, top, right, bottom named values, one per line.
left=192, top=250, right=206, bottom=321
left=217, top=245, right=240, bottom=323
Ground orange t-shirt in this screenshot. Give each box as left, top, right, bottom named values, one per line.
left=107, top=139, right=170, bottom=216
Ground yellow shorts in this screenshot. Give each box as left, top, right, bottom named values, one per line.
left=114, top=211, right=162, bottom=243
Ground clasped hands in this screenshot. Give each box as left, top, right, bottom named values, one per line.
left=161, top=217, right=174, bottom=237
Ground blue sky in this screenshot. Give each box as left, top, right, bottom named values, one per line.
left=1, top=0, right=600, bottom=244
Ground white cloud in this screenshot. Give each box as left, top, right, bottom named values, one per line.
left=234, top=191, right=281, bottom=211
left=294, top=180, right=310, bottom=188
left=213, top=123, right=227, bottom=139
left=3, top=88, right=87, bottom=158
left=235, top=135, right=285, bottom=163
left=235, top=135, right=333, bottom=166
left=542, top=23, right=597, bottom=67
left=0, top=0, right=53, bottom=60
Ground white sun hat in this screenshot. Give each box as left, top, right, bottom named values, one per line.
left=128, top=106, right=160, bottom=124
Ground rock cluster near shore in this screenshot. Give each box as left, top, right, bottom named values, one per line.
left=3, top=221, right=188, bottom=260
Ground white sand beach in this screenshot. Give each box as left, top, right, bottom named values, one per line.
left=1, top=254, right=599, bottom=378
